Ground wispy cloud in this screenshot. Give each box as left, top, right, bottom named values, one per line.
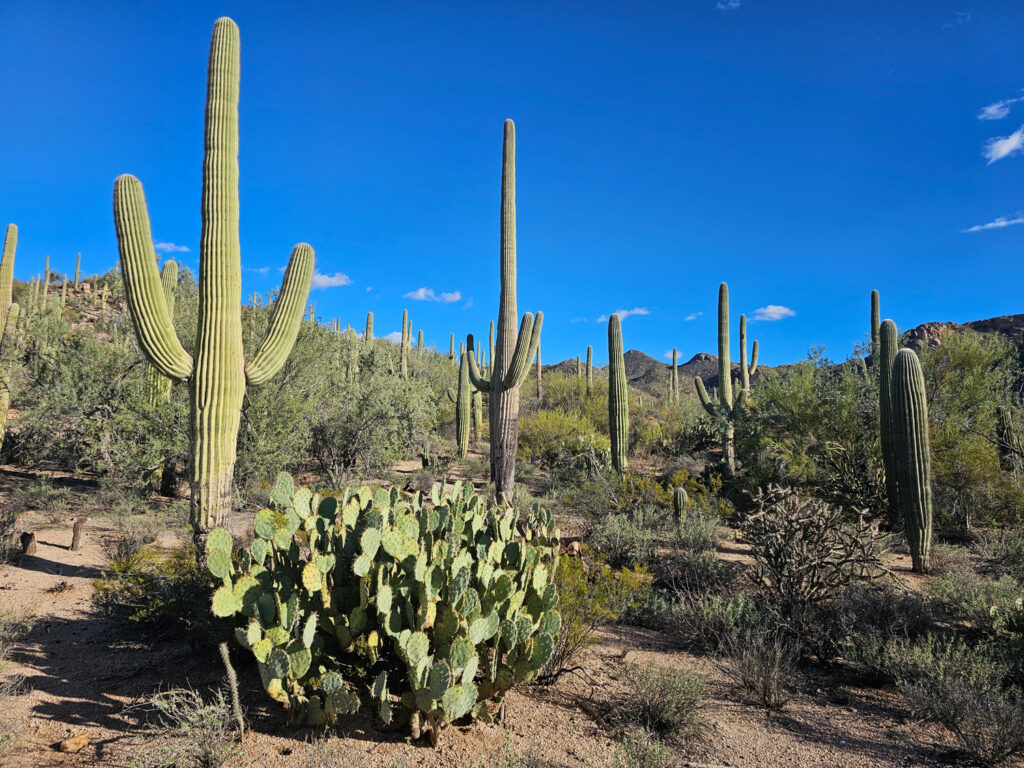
left=962, top=213, right=1024, bottom=233
left=597, top=307, right=651, bottom=323
left=404, top=287, right=461, bottom=303
left=154, top=241, right=189, bottom=253
left=663, top=350, right=677, bottom=360
left=752, top=305, right=795, bottom=322
left=684, top=311, right=703, bottom=322
left=984, top=126, right=1024, bottom=163
left=569, top=317, right=589, bottom=324
left=311, top=271, right=352, bottom=289
left=941, top=11, right=971, bottom=30
left=244, top=266, right=270, bottom=275
left=365, top=286, right=373, bottom=293
left=382, top=331, right=403, bottom=344
left=463, top=298, right=474, bottom=310
left=978, top=96, right=1024, bottom=121
left=716, top=0, right=740, bottom=10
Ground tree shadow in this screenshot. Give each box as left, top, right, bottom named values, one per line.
left=15, top=553, right=104, bottom=579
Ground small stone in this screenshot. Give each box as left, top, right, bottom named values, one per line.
left=58, top=733, right=89, bottom=753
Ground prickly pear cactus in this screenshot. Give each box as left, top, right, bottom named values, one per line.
left=207, top=473, right=561, bottom=743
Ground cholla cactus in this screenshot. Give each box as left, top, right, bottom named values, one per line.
left=466, top=121, right=543, bottom=503
left=113, top=18, right=314, bottom=532
left=208, top=474, right=561, bottom=744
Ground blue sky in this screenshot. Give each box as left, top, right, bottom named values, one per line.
left=1, top=1, right=1021, bottom=366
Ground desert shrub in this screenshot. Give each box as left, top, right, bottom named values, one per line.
left=9, top=480, right=73, bottom=523
left=655, top=549, right=735, bottom=596
left=542, top=553, right=651, bottom=682
left=926, top=569, right=1023, bottom=632
left=883, top=635, right=1024, bottom=764
left=974, top=528, right=1024, bottom=579
left=0, top=608, right=34, bottom=747
left=675, top=513, right=718, bottom=554
left=93, top=543, right=214, bottom=641
left=612, top=731, right=675, bottom=768
left=927, top=542, right=974, bottom=575
left=743, top=486, right=891, bottom=650
left=518, top=410, right=609, bottom=471
left=209, top=475, right=561, bottom=743
left=722, top=628, right=800, bottom=710
left=129, top=687, right=240, bottom=768
left=619, top=662, right=704, bottom=738
left=826, top=583, right=934, bottom=678
left=0, top=501, right=16, bottom=562
left=586, top=510, right=656, bottom=568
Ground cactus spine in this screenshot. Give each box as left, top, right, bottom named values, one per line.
left=608, top=314, right=628, bottom=473
left=879, top=319, right=900, bottom=526
left=870, top=290, right=880, bottom=370
left=694, top=283, right=749, bottom=474
left=890, top=348, right=933, bottom=572
left=365, top=311, right=373, bottom=344
left=465, top=120, right=543, bottom=502
left=113, top=18, right=314, bottom=532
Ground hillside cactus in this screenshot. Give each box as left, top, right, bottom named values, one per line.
left=673, top=487, right=688, bottom=523
left=365, top=311, right=373, bottom=344
left=401, top=310, right=409, bottom=378
left=669, top=348, right=678, bottom=403
left=889, top=348, right=932, bottom=572
left=878, top=319, right=900, bottom=526
left=738, top=313, right=758, bottom=395
left=465, top=120, right=543, bottom=503
left=446, top=347, right=471, bottom=459
left=0, top=224, right=18, bottom=454
left=208, top=474, right=560, bottom=744
left=608, top=314, right=629, bottom=473
left=536, top=339, right=542, bottom=400
left=870, top=290, right=880, bottom=370
left=113, top=18, right=314, bottom=533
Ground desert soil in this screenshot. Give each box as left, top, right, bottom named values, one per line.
left=0, top=464, right=1015, bottom=768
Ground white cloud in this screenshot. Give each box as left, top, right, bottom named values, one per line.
left=663, top=350, right=677, bottom=360
left=365, top=286, right=373, bottom=292
left=716, top=0, right=740, bottom=9
left=154, top=241, right=189, bottom=253
left=962, top=213, right=1024, bottom=233
left=404, top=287, right=461, bottom=303
left=382, top=331, right=403, bottom=344
left=597, top=307, right=651, bottom=323
left=684, top=311, right=703, bottom=322
left=245, top=266, right=270, bottom=275
left=978, top=97, right=1023, bottom=121
left=569, top=317, right=589, bottom=324
left=463, top=298, right=474, bottom=309
left=942, top=11, right=971, bottom=30
left=983, top=125, right=1024, bottom=164
left=311, top=271, right=352, bottom=289
left=751, top=305, right=795, bottom=322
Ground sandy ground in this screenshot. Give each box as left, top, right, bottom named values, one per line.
left=0, top=464, right=1016, bottom=768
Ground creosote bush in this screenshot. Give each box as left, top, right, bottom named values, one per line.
left=620, top=662, right=705, bottom=738
left=208, top=473, right=561, bottom=744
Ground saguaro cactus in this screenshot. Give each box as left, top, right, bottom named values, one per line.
left=74, top=253, right=82, bottom=289
left=669, top=348, right=678, bottom=403
left=890, top=348, right=933, bottom=572
left=400, top=310, right=409, bottom=378
left=608, top=314, right=629, bottom=473
left=738, top=313, right=758, bottom=395
left=536, top=339, right=542, bottom=400
left=143, top=260, right=179, bottom=494
left=586, top=345, right=593, bottom=394
left=466, top=120, right=543, bottom=502
left=449, top=333, right=455, bottom=362
left=417, top=329, right=424, bottom=349
left=879, top=319, right=900, bottom=525
left=673, top=487, right=688, bottom=523
left=0, top=225, right=18, bottom=453
left=870, top=290, right=880, bottom=370
left=113, top=18, right=314, bottom=532
left=694, top=283, right=750, bottom=474
left=446, top=346, right=471, bottom=459
left=365, top=311, right=373, bottom=344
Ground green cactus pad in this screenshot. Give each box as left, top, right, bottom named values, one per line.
left=245, top=620, right=263, bottom=648
left=381, top=527, right=404, bottom=558
left=377, top=584, right=393, bottom=615
left=249, top=538, right=268, bottom=565
left=321, top=671, right=345, bottom=695
left=461, top=653, right=479, bottom=685
left=360, top=528, right=381, bottom=557
left=428, top=661, right=452, bottom=700
left=266, top=648, right=291, bottom=679
left=292, top=487, right=312, bottom=519
left=406, top=632, right=429, bottom=665
left=315, top=554, right=335, bottom=573
left=538, top=610, right=561, bottom=637
left=528, top=633, right=554, bottom=670
left=302, top=613, right=317, bottom=648
left=273, top=525, right=293, bottom=550
left=271, top=472, right=295, bottom=509
left=353, top=553, right=372, bottom=577
left=253, top=508, right=277, bottom=540
left=232, top=575, right=261, bottom=614
left=301, top=561, right=322, bottom=593
left=448, top=637, right=475, bottom=671
left=442, top=683, right=477, bottom=721
left=211, top=585, right=240, bottom=617
left=491, top=574, right=513, bottom=602
left=206, top=548, right=232, bottom=580
left=288, top=646, right=311, bottom=679
left=205, top=527, right=233, bottom=554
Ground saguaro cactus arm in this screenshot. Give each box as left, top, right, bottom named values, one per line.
left=694, top=377, right=718, bottom=416
left=244, top=243, right=314, bottom=385
left=502, top=311, right=543, bottom=389
left=466, top=334, right=493, bottom=393
left=0, top=224, right=16, bottom=336
left=113, top=174, right=195, bottom=381
left=749, top=340, right=759, bottom=377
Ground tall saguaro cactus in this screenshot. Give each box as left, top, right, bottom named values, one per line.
left=365, top=311, right=373, bottom=345
left=586, top=345, right=593, bottom=394
left=446, top=347, right=471, bottom=459
left=74, top=253, right=82, bottom=289
left=878, top=319, right=900, bottom=525
left=870, top=290, right=880, bottom=369
left=113, top=18, right=314, bottom=533
left=608, top=314, right=629, bottom=473
left=694, top=283, right=750, bottom=474
left=738, top=313, right=758, bottom=395
left=0, top=225, right=18, bottom=453
left=466, top=120, right=543, bottom=502
left=536, top=339, right=542, bottom=400
left=400, top=310, right=409, bottom=378
left=669, top=348, right=678, bottom=403
left=890, top=348, right=933, bottom=572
